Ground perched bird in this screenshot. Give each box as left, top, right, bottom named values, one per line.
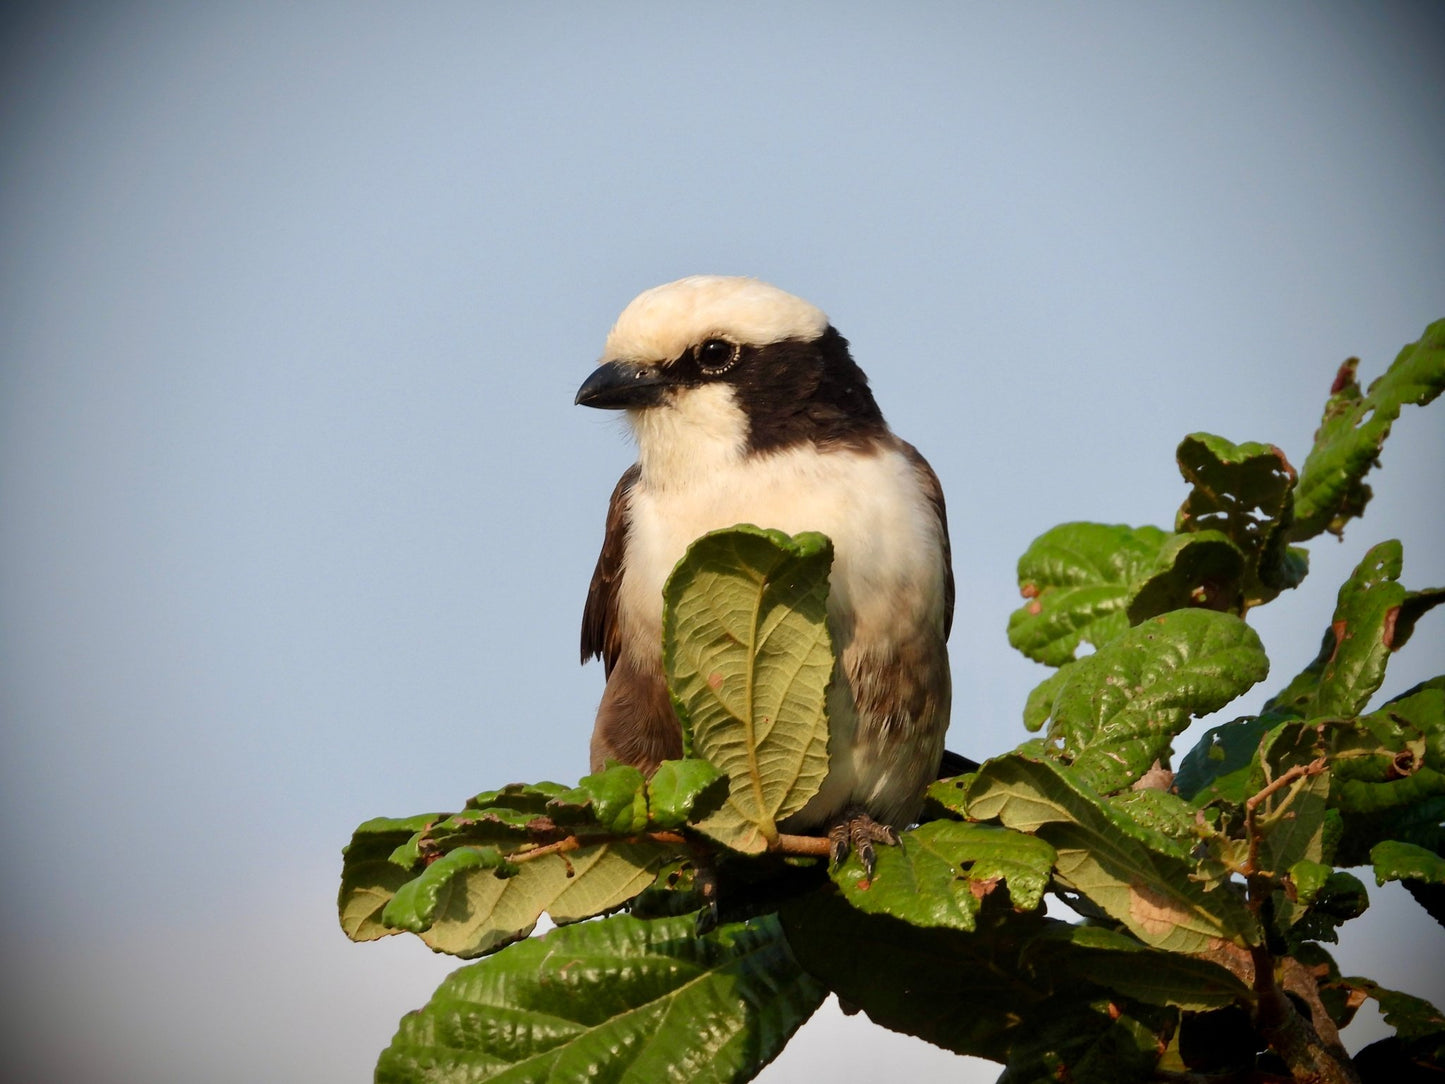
left=576, top=276, right=952, bottom=862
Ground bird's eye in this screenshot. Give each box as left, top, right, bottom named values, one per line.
left=696, top=338, right=739, bottom=374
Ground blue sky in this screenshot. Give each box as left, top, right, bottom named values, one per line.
left=2, top=4, right=1442, bottom=1081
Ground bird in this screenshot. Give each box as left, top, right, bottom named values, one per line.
left=575, top=275, right=953, bottom=865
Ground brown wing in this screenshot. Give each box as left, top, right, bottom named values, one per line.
left=581, top=463, right=640, bottom=674
left=900, top=440, right=954, bottom=640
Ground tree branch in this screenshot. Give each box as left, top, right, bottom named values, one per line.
left=1231, top=757, right=1360, bottom=1083
left=1247, top=942, right=1360, bottom=1084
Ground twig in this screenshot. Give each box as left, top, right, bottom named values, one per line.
left=509, top=829, right=689, bottom=864
left=1244, top=757, right=1329, bottom=816
left=1242, top=757, right=1328, bottom=878
left=506, top=827, right=831, bottom=866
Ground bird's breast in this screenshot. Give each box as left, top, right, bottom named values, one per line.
left=617, top=442, right=948, bottom=662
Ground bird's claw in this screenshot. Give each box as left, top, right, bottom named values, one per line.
left=827, top=810, right=899, bottom=879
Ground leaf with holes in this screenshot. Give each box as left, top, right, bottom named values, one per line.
left=1175, top=713, right=1282, bottom=805
left=1371, top=840, right=1445, bottom=887
left=1045, top=608, right=1269, bottom=794
left=1008, top=522, right=1170, bottom=666
left=1292, top=318, right=1445, bottom=541
left=830, top=820, right=1055, bottom=929
left=1172, top=432, right=1308, bottom=607
left=1313, top=540, right=1408, bottom=718
left=1331, top=684, right=1445, bottom=866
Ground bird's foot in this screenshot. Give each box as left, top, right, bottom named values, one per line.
left=827, top=809, right=900, bottom=879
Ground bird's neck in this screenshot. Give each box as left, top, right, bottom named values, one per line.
left=629, top=384, right=750, bottom=489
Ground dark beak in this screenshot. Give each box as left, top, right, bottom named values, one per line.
left=574, top=360, right=669, bottom=409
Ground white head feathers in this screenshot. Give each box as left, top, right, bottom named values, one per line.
left=602, top=276, right=829, bottom=363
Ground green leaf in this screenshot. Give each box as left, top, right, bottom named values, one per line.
left=997, top=993, right=1165, bottom=1084
left=830, top=820, right=1055, bottom=929
left=965, top=754, right=1259, bottom=952
left=1008, top=522, right=1170, bottom=665
left=1175, top=713, right=1282, bottom=805
left=1023, top=662, right=1076, bottom=732
left=1172, top=433, right=1305, bottom=608
left=1046, top=608, right=1270, bottom=793
left=410, top=841, right=674, bottom=957
left=628, top=858, right=708, bottom=919
left=780, top=890, right=1052, bottom=1062
left=1108, top=788, right=1213, bottom=860
left=549, top=763, right=650, bottom=834
left=922, top=770, right=977, bottom=820
left=1349, top=973, right=1445, bottom=1077
left=339, top=813, right=444, bottom=942
left=1292, top=318, right=1445, bottom=541
left=466, top=780, right=571, bottom=813
left=1255, top=698, right=1445, bottom=867
left=1258, top=770, right=1329, bottom=878
left=340, top=758, right=740, bottom=959
left=663, top=525, right=835, bottom=852
left=646, top=757, right=727, bottom=829
left=1371, top=840, right=1445, bottom=886
left=1256, top=766, right=1332, bottom=933
left=1345, top=683, right=1444, bottom=780
left=1375, top=986, right=1445, bottom=1043
left=1394, top=587, right=1445, bottom=651
left=1314, top=540, right=1407, bottom=717
left=382, top=847, right=516, bottom=933
left=1341, top=978, right=1445, bottom=1043
left=546, top=844, right=678, bottom=924
left=376, top=911, right=826, bottom=1083
left=1125, top=530, right=1247, bottom=622
left=1179, top=713, right=1283, bottom=809
left=1288, top=871, right=1369, bottom=945
left=1024, top=924, right=1251, bottom=1011
left=1289, top=858, right=1334, bottom=905
left=1330, top=685, right=1444, bottom=835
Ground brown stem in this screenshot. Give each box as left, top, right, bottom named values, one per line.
left=1247, top=943, right=1360, bottom=1084
left=1281, top=957, right=1350, bottom=1064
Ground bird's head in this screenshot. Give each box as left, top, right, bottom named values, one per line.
left=575, top=276, right=885, bottom=472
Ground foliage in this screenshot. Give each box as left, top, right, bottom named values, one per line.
left=342, top=319, right=1445, bottom=1082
